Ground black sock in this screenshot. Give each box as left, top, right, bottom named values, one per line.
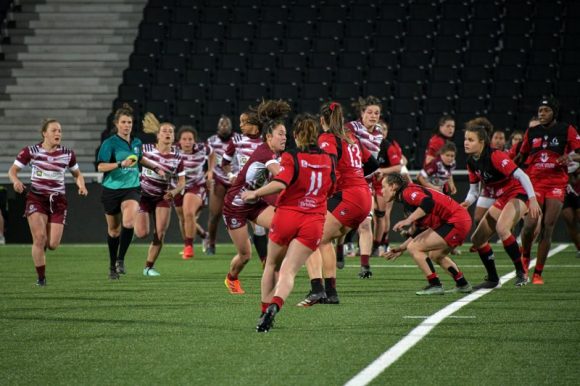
left=447, top=266, right=469, bottom=287
left=477, top=244, right=499, bottom=282
left=427, top=273, right=441, bottom=286
left=502, top=235, right=524, bottom=273
left=107, top=235, right=119, bottom=269
left=324, top=277, right=337, bottom=296
left=426, top=258, right=436, bottom=274
left=118, top=226, right=134, bottom=261
left=253, top=234, right=268, bottom=261
left=336, top=244, right=344, bottom=261
left=345, top=228, right=356, bottom=243
left=311, top=278, right=324, bottom=294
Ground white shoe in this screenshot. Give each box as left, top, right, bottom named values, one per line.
left=0, top=235, right=5, bottom=245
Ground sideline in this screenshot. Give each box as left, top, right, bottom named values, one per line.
left=344, top=244, right=570, bottom=386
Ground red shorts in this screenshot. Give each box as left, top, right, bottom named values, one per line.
left=433, top=210, right=472, bottom=248
left=173, top=185, right=208, bottom=208
left=222, top=199, right=269, bottom=230
left=139, top=194, right=171, bottom=213
left=371, top=175, right=383, bottom=196
left=533, top=181, right=566, bottom=206
left=492, top=185, right=527, bottom=210
left=327, top=186, right=372, bottom=229
left=25, top=191, right=68, bottom=224
left=269, top=208, right=325, bottom=251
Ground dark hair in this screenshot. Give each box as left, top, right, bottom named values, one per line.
left=177, top=125, right=198, bottom=142
left=538, top=96, right=559, bottom=118
left=352, top=95, right=382, bottom=118
left=491, top=128, right=505, bottom=137
left=217, top=115, right=232, bottom=130
left=293, top=114, right=320, bottom=150
left=509, top=130, right=523, bottom=141
left=385, top=172, right=409, bottom=201
left=438, top=141, right=457, bottom=154
left=114, top=103, right=134, bottom=125
left=320, top=101, right=353, bottom=144
left=432, top=115, right=455, bottom=134
left=465, top=117, right=493, bottom=143
left=255, top=99, right=291, bottom=139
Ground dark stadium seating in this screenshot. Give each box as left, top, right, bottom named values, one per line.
left=111, top=0, right=580, bottom=169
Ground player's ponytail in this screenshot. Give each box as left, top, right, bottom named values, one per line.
left=320, top=101, right=353, bottom=144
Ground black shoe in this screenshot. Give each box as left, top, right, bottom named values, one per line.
left=115, top=260, right=126, bottom=274
left=324, top=292, right=340, bottom=304
left=205, top=246, right=215, bottom=256
left=358, top=266, right=372, bottom=279
left=296, top=290, right=327, bottom=307
left=473, top=276, right=500, bottom=290
left=336, top=253, right=345, bottom=269
left=35, top=278, right=46, bottom=287
left=514, top=271, right=528, bottom=287
left=256, top=304, right=278, bottom=333
left=109, top=268, right=120, bottom=280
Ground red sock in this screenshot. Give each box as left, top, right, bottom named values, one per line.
left=35, top=265, right=46, bottom=279
left=534, top=263, right=544, bottom=275
left=261, top=302, right=269, bottom=313
left=227, top=272, right=238, bottom=281
left=271, top=296, right=284, bottom=310
left=361, top=254, right=370, bottom=266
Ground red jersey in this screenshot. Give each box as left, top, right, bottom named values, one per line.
left=14, top=144, right=79, bottom=195
left=519, top=122, right=580, bottom=186
left=273, top=146, right=335, bottom=215
left=318, top=131, right=371, bottom=191
left=399, top=183, right=466, bottom=229
left=466, top=145, right=522, bottom=198
left=424, top=134, right=449, bottom=167
left=377, top=138, right=403, bottom=167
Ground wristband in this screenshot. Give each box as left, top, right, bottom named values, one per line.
left=117, top=161, right=122, bottom=168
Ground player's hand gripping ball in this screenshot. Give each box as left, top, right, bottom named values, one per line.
left=126, top=154, right=138, bottom=165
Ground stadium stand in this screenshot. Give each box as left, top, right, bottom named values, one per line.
left=0, top=0, right=578, bottom=170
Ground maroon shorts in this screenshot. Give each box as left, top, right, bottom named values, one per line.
left=25, top=191, right=68, bottom=225
left=173, top=185, right=208, bottom=208
left=269, top=209, right=325, bottom=251
left=327, top=186, right=372, bottom=229
left=492, top=185, right=527, bottom=210
left=139, top=194, right=171, bottom=213
left=222, top=199, right=269, bottom=230
left=213, top=175, right=231, bottom=191
left=533, top=181, right=566, bottom=206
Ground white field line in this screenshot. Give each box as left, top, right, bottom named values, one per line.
left=403, top=315, right=476, bottom=319
left=344, top=243, right=569, bottom=386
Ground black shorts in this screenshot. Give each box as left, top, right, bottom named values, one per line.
left=101, top=187, right=141, bottom=215
left=563, top=191, right=579, bottom=210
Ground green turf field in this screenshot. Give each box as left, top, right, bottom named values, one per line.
left=1, top=243, right=579, bottom=385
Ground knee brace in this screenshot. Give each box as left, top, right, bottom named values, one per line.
left=253, top=225, right=266, bottom=236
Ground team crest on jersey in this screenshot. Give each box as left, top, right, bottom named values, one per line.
left=542, top=135, right=549, bottom=148
left=501, top=159, right=509, bottom=168
left=134, top=146, right=139, bottom=153
left=320, top=142, right=329, bottom=149
left=28, top=204, right=37, bottom=213
left=410, top=192, right=418, bottom=201
left=550, top=137, right=559, bottom=146
left=540, top=152, right=549, bottom=163
left=340, top=208, right=348, bottom=216
left=532, top=138, right=542, bottom=147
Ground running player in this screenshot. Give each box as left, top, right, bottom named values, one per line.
left=8, top=119, right=88, bottom=286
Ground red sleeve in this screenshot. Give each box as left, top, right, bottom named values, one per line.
left=272, top=152, right=294, bottom=186
left=423, top=159, right=437, bottom=176
left=519, top=129, right=531, bottom=155
left=566, top=125, right=580, bottom=152
left=467, top=164, right=480, bottom=183
left=318, top=134, right=338, bottom=158
left=508, top=142, right=518, bottom=159
left=386, top=143, right=402, bottom=165
left=490, top=149, right=518, bottom=177
left=426, top=136, right=444, bottom=158
left=360, top=140, right=372, bottom=163
left=401, top=186, right=428, bottom=206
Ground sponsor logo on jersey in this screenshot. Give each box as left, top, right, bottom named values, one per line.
left=501, top=159, right=509, bottom=168
left=550, top=137, right=559, bottom=146
left=410, top=192, right=418, bottom=201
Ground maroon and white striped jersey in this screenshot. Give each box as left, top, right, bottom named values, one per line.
left=225, top=142, right=279, bottom=207
left=180, top=143, right=212, bottom=189
left=140, top=144, right=185, bottom=197
left=207, top=134, right=232, bottom=183
left=14, top=144, right=78, bottom=195
left=222, top=133, right=263, bottom=173
left=346, top=120, right=383, bottom=158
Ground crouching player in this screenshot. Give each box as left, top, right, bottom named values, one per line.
left=241, top=114, right=335, bottom=332
left=382, top=173, right=473, bottom=295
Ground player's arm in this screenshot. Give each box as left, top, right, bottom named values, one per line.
left=242, top=180, right=286, bottom=203
left=8, top=164, right=25, bottom=193
left=165, top=174, right=186, bottom=201
left=70, top=168, right=88, bottom=196
left=512, top=168, right=540, bottom=218
left=417, top=169, right=440, bottom=191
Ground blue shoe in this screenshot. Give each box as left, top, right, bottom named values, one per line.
left=143, top=267, right=161, bottom=276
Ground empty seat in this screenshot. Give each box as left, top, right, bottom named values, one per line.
left=123, top=69, right=151, bottom=86
left=159, top=55, right=187, bottom=71
left=460, top=66, right=492, bottom=82
left=250, top=53, right=277, bottom=69
left=305, top=67, right=333, bottom=83
left=181, top=84, right=207, bottom=101
left=317, top=21, right=345, bottom=38
left=284, top=37, right=312, bottom=53
left=430, top=66, right=460, bottom=82
left=227, top=22, right=255, bottom=39
left=219, top=53, right=247, bottom=69
left=458, top=81, right=490, bottom=98
left=214, top=69, right=243, bottom=84
left=271, top=84, right=299, bottom=101
left=144, top=100, right=171, bottom=121
left=301, top=83, right=330, bottom=100
left=205, top=100, right=234, bottom=116
left=286, top=21, right=315, bottom=39
left=138, top=23, right=166, bottom=40
left=246, top=68, right=272, bottom=83
left=393, top=82, right=424, bottom=98
left=332, top=83, right=361, bottom=100
left=189, top=54, right=217, bottom=70
left=397, top=67, right=428, bottom=82
left=456, top=97, right=488, bottom=114
left=391, top=98, right=421, bottom=114
left=335, top=68, right=364, bottom=83
left=313, top=37, right=342, bottom=53
left=343, top=37, right=372, bottom=52
left=346, top=20, right=374, bottom=37
left=424, top=98, right=454, bottom=114
left=362, top=83, right=392, bottom=101
left=279, top=53, right=307, bottom=68
left=209, top=84, right=237, bottom=100
left=185, top=69, right=211, bottom=84
left=149, top=84, right=177, bottom=102
left=223, top=38, right=251, bottom=54
left=427, top=81, right=457, bottom=98
left=119, top=85, right=147, bottom=104
left=130, top=54, right=156, bottom=71
left=240, top=84, right=269, bottom=101
left=169, top=23, right=196, bottom=41
left=155, top=69, right=182, bottom=85
left=275, top=68, right=303, bottom=84
left=492, top=81, right=522, bottom=97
